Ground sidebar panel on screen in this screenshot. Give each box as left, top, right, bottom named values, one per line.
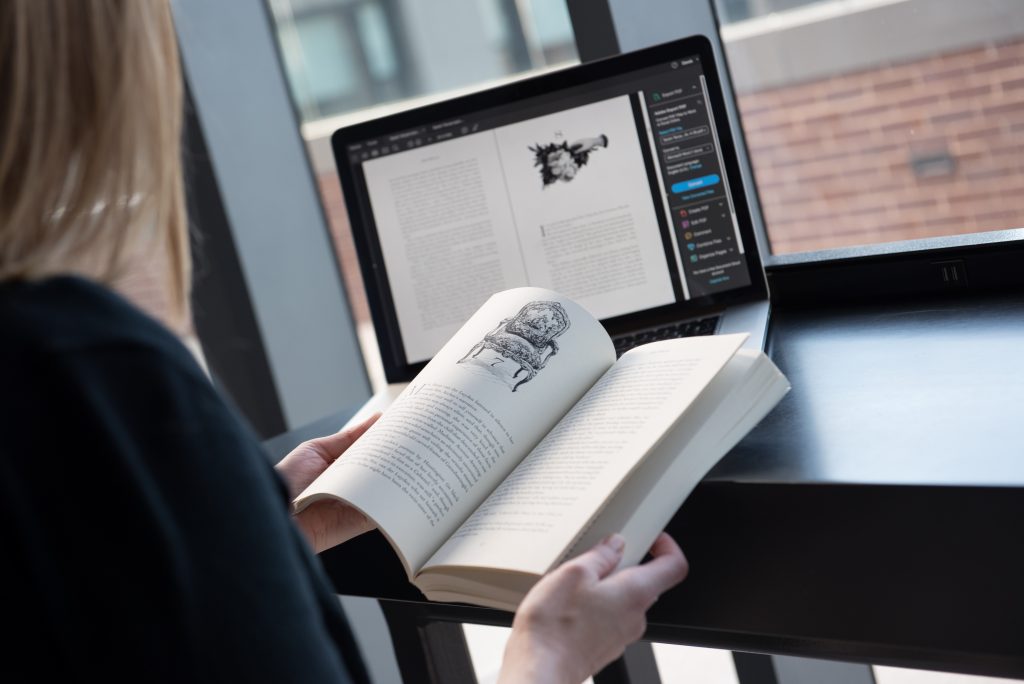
left=638, top=57, right=752, bottom=299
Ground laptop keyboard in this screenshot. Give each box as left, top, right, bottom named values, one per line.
left=612, top=316, right=720, bottom=358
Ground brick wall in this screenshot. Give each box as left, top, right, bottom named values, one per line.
left=739, top=37, right=1024, bottom=253
left=315, top=37, right=1024, bottom=323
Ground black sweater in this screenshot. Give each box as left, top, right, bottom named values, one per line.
left=0, top=276, right=366, bottom=682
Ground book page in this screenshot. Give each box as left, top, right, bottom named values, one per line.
left=421, top=334, right=746, bottom=576
left=294, top=288, right=615, bottom=576
left=560, top=351, right=788, bottom=569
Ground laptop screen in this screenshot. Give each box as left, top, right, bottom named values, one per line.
left=334, top=36, right=765, bottom=374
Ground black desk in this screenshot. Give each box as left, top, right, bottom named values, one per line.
left=270, top=293, right=1024, bottom=679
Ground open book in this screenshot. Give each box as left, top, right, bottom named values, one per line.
left=295, top=287, right=789, bottom=611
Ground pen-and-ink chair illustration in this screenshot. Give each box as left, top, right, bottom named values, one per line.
left=458, top=301, right=571, bottom=392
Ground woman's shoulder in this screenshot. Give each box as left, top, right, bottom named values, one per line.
left=0, top=275, right=201, bottom=377
left=0, top=273, right=279, bottom=498
left=0, top=274, right=273, bottom=506
left=0, top=274, right=237, bottom=456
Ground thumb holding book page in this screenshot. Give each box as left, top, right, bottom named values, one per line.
left=277, top=413, right=382, bottom=553
left=499, top=532, right=688, bottom=684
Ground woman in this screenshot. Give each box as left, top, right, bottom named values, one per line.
left=0, top=2, right=687, bottom=682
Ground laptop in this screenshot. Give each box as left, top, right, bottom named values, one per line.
left=331, top=34, right=770, bottom=414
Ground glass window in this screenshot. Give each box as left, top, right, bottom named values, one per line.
left=292, top=16, right=359, bottom=104
left=269, top=0, right=579, bottom=125
left=526, top=0, right=577, bottom=62
left=270, top=0, right=412, bottom=121
left=267, top=0, right=579, bottom=389
left=355, top=3, right=399, bottom=82
left=714, top=0, right=1024, bottom=254
left=718, top=0, right=833, bottom=24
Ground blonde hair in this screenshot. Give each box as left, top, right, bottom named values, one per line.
left=0, top=0, right=190, bottom=324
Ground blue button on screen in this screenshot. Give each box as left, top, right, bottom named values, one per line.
left=671, top=174, right=720, bottom=193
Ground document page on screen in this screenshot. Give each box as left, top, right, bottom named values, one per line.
left=363, top=94, right=675, bottom=363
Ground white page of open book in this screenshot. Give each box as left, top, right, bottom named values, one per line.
left=294, top=287, right=614, bottom=576
left=561, top=350, right=789, bottom=568
left=421, top=333, right=747, bottom=576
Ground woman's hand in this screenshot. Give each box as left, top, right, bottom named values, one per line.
left=499, top=533, right=688, bottom=684
left=275, top=413, right=380, bottom=553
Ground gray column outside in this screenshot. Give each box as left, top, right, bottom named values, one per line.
left=173, top=0, right=371, bottom=431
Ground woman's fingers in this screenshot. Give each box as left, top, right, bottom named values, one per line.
left=307, top=412, right=381, bottom=463
left=606, top=533, right=688, bottom=608
left=570, top=534, right=626, bottom=580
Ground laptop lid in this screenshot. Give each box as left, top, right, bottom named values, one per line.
left=332, top=34, right=768, bottom=384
